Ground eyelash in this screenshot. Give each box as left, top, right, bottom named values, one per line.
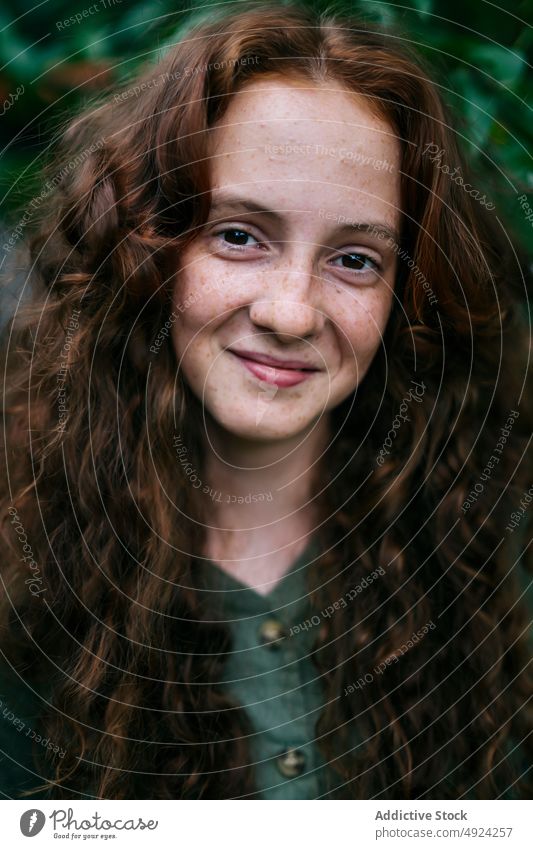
left=212, top=227, right=382, bottom=276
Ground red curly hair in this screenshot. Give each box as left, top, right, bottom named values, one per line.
left=1, top=1, right=531, bottom=799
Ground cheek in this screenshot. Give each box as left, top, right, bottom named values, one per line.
left=173, top=259, right=244, bottom=332
left=172, top=278, right=218, bottom=338
left=335, top=290, right=393, bottom=361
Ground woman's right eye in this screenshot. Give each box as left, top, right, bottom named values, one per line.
left=216, top=228, right=259, bottom=248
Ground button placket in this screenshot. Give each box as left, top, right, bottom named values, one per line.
left=200, top=535, right=325, bottom=798
left=266, top=601, right=321, bottom=789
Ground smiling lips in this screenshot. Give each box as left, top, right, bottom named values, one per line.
left=228, top=348, right=320, bottom=387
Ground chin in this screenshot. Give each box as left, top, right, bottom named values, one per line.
left=208, top=407, right=311, bottom=442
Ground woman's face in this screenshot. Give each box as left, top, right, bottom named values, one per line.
left=172, top=77, right=401, bottom=442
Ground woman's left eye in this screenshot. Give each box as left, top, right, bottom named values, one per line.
left=331, top=252, right=380, bottom=273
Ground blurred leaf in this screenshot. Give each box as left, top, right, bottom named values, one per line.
left=408, top=0, right=433, bottom=15
left=467, top=44, right=526, bottom=88
left=446, top=69, right=498, bottom=153
left=0, top=0, right=531, bottom=258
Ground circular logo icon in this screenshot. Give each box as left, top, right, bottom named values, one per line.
left=20, top=809, right=46, bottom=837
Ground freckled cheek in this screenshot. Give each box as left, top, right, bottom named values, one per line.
left=173, top=280, right=229, bottom=335
left=172, top=291, right=237, bottom=379
left=175, top=263, right=246, bottom=328
left=335, top=294, right=391, bottom=367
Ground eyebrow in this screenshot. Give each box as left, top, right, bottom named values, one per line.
left=209, top=197, right=283, bottom=223
left=208, top=195, right=400, bottom=245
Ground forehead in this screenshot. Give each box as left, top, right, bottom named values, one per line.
left=214, top=75, right=393, bottom=135
left=207, top=77, right=401, bottom=227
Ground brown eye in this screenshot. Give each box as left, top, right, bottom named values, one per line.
left=221, top=229, right=255, bottom=246
left=333, top=252, right=379, bottom=273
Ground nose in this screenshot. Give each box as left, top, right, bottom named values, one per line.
left=248, top=250, right=326, bottom=343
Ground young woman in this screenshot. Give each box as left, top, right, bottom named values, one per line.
left=1, top=1, right=531, bottom=800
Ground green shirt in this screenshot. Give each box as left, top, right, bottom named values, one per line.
left=195, top=535, right=339, bottom=799
left=1, top=534, right=531, bottom=799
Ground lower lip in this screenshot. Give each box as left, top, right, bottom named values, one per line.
left=229, top=352, right=317, bottom=387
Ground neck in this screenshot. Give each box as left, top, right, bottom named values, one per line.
left=200, top=414, right=330, bottom=561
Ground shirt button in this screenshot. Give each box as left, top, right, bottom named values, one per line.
left=276, top=748, right=306, bottom=778
left=258, top=618, right=287, bottom=649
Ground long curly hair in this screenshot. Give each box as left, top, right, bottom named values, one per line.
left=1, top=1, right=531, bottom=799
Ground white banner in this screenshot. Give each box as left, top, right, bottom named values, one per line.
left=1, top=800, right=529, bottom=848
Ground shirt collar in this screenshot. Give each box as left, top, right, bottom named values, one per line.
left=195, top=535, right=321, bottom=623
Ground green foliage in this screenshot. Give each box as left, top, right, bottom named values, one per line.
left=1, top=0, right=531, bottom=252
